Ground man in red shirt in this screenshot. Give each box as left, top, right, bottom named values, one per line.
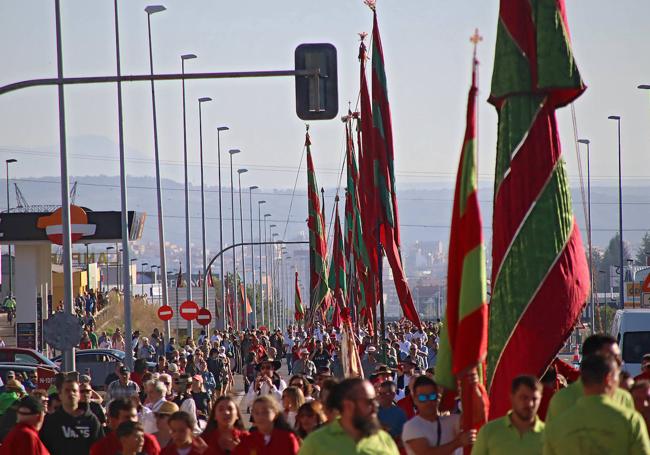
left=635, top=354, right=650, bottom=381
left=90, top=398, right=160, bottom=455
left=0, top=396, right=49, bottom=455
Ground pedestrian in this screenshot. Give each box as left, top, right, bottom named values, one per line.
left=472, top=375, right=545, bottom=455
left=90, top=398, right=160, bottom=455
left=201, top=396, right=249, bottom=455
left=40, top=377, right=104, bottom=454
left=0, top=395, right=49, bottom=455
left=105, top=366, right=140, bottom=405
left=171, top=374, right=199, bottom=433
left=376, top=381, right=407, bottom=447
left=295, top=401, right=326, bottom=440
left=632, top=380, right=650, bottom=431
left=152, top=401, right=179, bottom=449
left=299, top=377, right=398, bottom=454
left=116, top=421, right=146, bottom=455
left=282, top=386, right=305, bottom=429
left=546, top=334, right=634, bottom=422
left=543, top=353, right=650, bottom=454
left=401, top=375, right=475, bottom=455
left=234, top=395, right=300, bottom=455
left=240, top=357, right=286, bottom=411
left=293, top=349, right=317, bottom=378
left=160, top=411, right=207, bottom=455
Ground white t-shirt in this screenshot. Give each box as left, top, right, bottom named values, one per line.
left=402, top=414, right=461, bottom=455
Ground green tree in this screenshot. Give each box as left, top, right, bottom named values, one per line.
left=635, top=232, right=650, bottom=266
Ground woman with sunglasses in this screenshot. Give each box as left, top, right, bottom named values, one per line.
left=401, top=376, right=475, bottom=455
left=201, top=396, right=249, bottom=455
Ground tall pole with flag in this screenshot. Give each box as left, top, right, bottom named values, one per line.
left=294, top=271, right=305, bottom=323
left=487, top=0, right=590, bottom=418
left=327, top=196, right=346, bottom=328
left=434, top=35, right=489, bottom=447
left=306, top=128, right=330, bottom=321
left=365, top=2, right=421, bottom=331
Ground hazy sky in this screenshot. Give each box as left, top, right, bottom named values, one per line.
left=1, top=0, right=649, bottom=196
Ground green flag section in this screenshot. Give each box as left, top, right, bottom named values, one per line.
left=294, top=271, right=305, bottom=322
left=435, top=58, right=489, bottom=436
left=369, top=8, right=421, bottom=327
left=327, top=197, right=346, bottom=328
left=306, top=131, right=330, bottom=315
left=487, top=0, right=590, bottom=418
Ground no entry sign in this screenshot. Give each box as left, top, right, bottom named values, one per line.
left=197, top=308, right=212, bottom=326
left=157, top=305, right=173, bottom=321
left=179, top=300, right=199, bottom=321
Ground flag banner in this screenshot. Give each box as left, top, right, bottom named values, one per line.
left=434, top=56, right=489, bottom=445
left=295, top=271, right=305, bottom=321
left=328, top=196, right=347, bottom=330
left=240, top=282, right=253, bottom=315
left=197, top=271, right=203, bottom=288
left=341, top=307, right=364, bottom=378
left=487, top=0, right=590, bottom=418
left=207, top=266, right=214, bottom=288
left=176, top=264, right=185, bottom=288
left=306, top=131, right=330, bottom=315
left=368, top=7, right=421, bottom=327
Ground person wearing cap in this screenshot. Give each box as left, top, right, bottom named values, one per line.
left=0, top=396, right=49, bottom=455
left=152, top=401, right=179, bottom=448
left=105, top=366, right=140, bottom=405
left=293, top=348, right=317, bottom=378
left=90, top=398, right=161, bottom=455
left=362, top=346, right=379, bottom=379
left=311, top=340, right=332, bottom=372
left=240, top=358, right=286, bottom=412
left=190, top=374, right=210, bottom=424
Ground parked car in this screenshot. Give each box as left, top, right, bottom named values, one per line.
left=0, top=348, right=60, bottom=370
left=610, top=309, right=650, bottom=376
left=0, top=363, right=58, bottom=390
left=51, top=349, right=155, bottom=390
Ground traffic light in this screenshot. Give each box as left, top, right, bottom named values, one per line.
left=295, top=43, right=338, bottom=120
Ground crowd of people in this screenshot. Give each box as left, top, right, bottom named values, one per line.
left=0, top=321, right=648, bottom=454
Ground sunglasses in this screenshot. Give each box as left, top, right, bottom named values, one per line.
left=417, top=393, right=439, bottom=403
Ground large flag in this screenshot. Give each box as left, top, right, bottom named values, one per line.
left=240, top=282, right=253, bottom=315
left=328, top=197, right=346, bottom=329
left=487, top=0, right=590, bottom=418
left=294, top=271, right=305, bottom=321
left=434, top=56, right=489, bottom=443
left=206, top=266, right=214, bottom=288
left=368, top=6, right=421, bottom=327
left=306, top=131, right=330, bottom=313
left=197, top=271, right=202, bottom=288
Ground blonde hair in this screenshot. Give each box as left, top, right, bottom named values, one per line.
left=282, top=386, right=305, bottom=411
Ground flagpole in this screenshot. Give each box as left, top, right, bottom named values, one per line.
left=378, top=241, right=386, bottom=344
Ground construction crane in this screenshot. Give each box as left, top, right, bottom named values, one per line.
left=10, top=181, right=78, bottom=213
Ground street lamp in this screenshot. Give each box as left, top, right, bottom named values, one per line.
left=237, top=168, right=249, bottom=329
left=145, top=4, right=170, bottom=342
left=228, top=149, right=241, bottom=329
left=216, top=126, right=229, bottom=329
left=271, top=230, right=279, bottom=328
left=263, top=213, right=271, bottom=326
left=608, top=115, right=624, bottom=309
left=5, top=159, right=16, bottom=297
left=248, top=186, right=259, bottom=327
left=198, top=97, right=212, bottom=334
left=578, top=138, right=594, bottom=332
left=257, top=200, right=266, bottom=326
left=181, top=53, right=197, bottom=318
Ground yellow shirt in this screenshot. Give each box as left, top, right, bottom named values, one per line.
left=543, top=394, right=650, bottom=455
left=545, top=379, right=634, bottom=422
left=472, top=411, right=544, bottom=455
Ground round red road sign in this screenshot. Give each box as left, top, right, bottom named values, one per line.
left=157, top=305, right=174, bottom=321
left=179, top=300, right=199, bottom=321
left=196, top=308, right=212, bottom=326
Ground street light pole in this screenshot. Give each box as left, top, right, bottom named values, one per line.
left=145, top=5, right=170, bottom=343
left=271, top=229, right=278, bottom=328
left=5, top=159, right=16, bottom=297
left=237, top=168, right=248, bottom=329
left=263, top=213, right=271, bottom=327
left=141, top=262, right=148, bottom=296
left=198, top=97, right=212, bottom=333
left=249, top=186, right=258, bottom=327
left=216, top=127, right=229, bottom=329
left=578, top=139, right=594, bottom=332
left=228, top=149, right=241, bottom=329
left=181, top=53, right=196, bottom=323
left=608, top=115, right=624, bottom=309
left=257, top=201, right=266, bottom=326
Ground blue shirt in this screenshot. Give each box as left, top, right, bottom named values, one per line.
left=378, top=404, right=408, bottom=439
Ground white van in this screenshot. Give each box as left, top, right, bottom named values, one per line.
left=610, top=309, right=650, bottom=376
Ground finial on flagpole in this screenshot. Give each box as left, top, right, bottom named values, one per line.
left=305, top=124, right=310, bottom=132
left=363, top=0, right=376, bottom=11
left=470, top=28, right=483, bottom=60
left=358, top=32, right=368, bottom=42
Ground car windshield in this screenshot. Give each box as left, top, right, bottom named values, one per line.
left=623, top=331, right=650, bottom=364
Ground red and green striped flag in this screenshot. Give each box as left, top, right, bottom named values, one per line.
left=294, top=271, right=305, bottom=322
left=306, top=131, right=330, bottom=314
left=327, top=197, right=346, bottom=328
left=487, top=0, right=590, bottom=418
left=435, top=57, right=489, bottom=442
left=369, top=6, right=421, bottom=327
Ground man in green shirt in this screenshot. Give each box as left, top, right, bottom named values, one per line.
left=546, top=333, right=634, bottom=422
left=299, top=377, right=399, bottom=455
left=543, top=353, right=650, bottom=455
left=472, top=375, right=544, bottom=455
